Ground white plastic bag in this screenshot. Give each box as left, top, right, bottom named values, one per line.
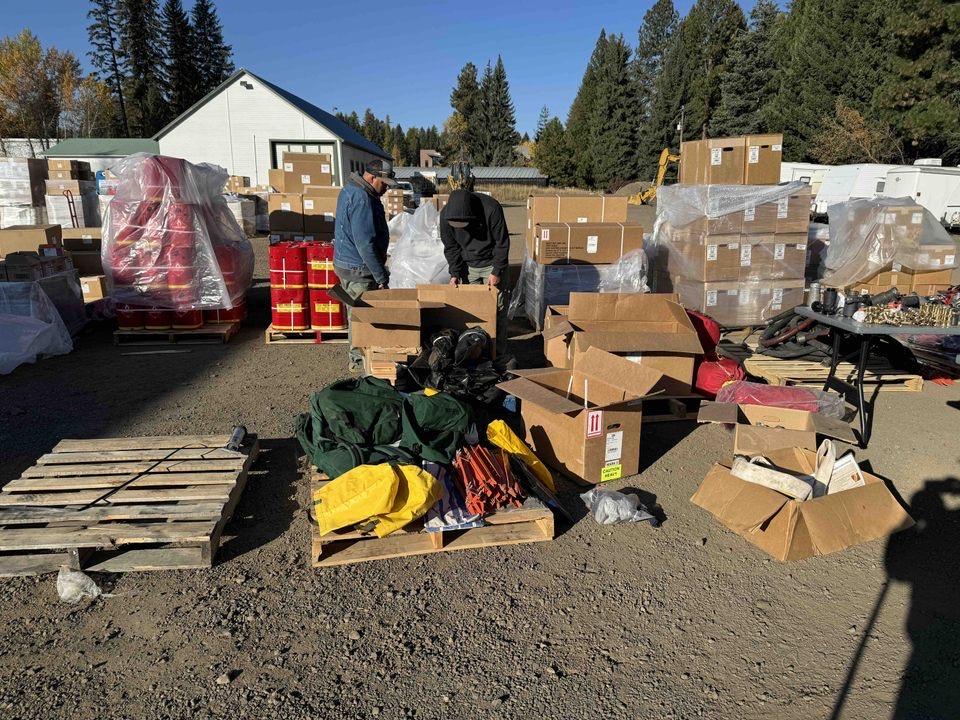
left=56, top=567, right=102, bottom=604
left=387, top=202, right=450, bottom=288
left=580, top=488, right=657, bottom=526
left=0, top=282, right=73, bottom=374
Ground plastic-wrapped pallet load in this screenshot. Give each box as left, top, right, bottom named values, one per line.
left=102, top=154, right=255, bottom=311
left=0, top=157, right=46, bottom=229
left=0, top=281, right=73, bottom=374
left=651, top=182, right=809, bottom=326
left=820, top=197, right=959, bottom=291
left=225, top=196, right=256, bottom=236
left=45, top=192, right=101, bottom=228
left=509, top=248, right=650, bottom=330
left=387, top=201, right=450, bottom=288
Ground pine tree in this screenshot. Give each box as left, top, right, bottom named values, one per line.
left=711, top=0, right=782, bottom=136
left=634, top=0, right=679, bottom=178
left=361, top=109, right=381, bottom=143
left=391, top=124, right=407, bottom=164
left=567, top=31, right=607, bottom=187
left=381, top=115, right=393, bottom=154
left=472, top=62, right=495, bottom=164
left=160, top=0, right=198, bottom=115
left=405, top=126, right=421, bottom=165
left=192, top=0, right=233, bottom=94
left=535, top=106, right=550, bottom=142
left=450, top=62, right=482, bottom=159
left=118, top=0, right=168, bottom=136
left=879, top=0, right=960, bottom=161
left=590, top=34, right=635, bottom=190
left=87, top=0, right=129, bottom=135
left=646, top=29, right=686, bottom=172
left=533, top=117, right=574, bottom=186
left=683, top=0, right=746, bottom=138
left=483, top=56, right=520, bottom=165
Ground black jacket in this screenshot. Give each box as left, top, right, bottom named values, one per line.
left=439, top=190, right=509, bottom=279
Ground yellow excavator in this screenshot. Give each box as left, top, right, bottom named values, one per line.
left=628, top=148, right=681, bottom=205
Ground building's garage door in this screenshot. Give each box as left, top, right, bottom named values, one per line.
left=271, top=142, right=336, bottom=168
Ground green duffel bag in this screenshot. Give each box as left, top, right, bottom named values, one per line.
left=399, top=391, right=472, bottom=464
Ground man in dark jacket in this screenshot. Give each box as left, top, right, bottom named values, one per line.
left=334, top=159, right=396, bottom=369
left=439, top=188, right=510, bottom=354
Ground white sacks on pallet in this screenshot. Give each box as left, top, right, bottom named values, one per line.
left=0, top=205, right=46, bottom=229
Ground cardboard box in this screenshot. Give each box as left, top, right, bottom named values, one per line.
left=268, top=193, right=304, bottom=233
left=912, top=243, right=957, bottom=271
left=744, top=134, right=783, bottom=185
left=740, top=201, right=779, bottom=234
left=283, top=169, right=333, bottom=194
left=526, top=195, right=630, bottom=252
left=498, top=347, right=663, bottom=484
left=67, top=250, right=103, bottom=276
left=303, top=186, right=341, bottom=199
left=79, top=274, right=108, bottom=303
left=421, top=194, right=449, bottom=211
left=680, top=137, right=747, bottom=184
left=47, top=159, right=89, bottom=174
left=44, top=179, right=96, bottom=196
left=542, top=293, right=703, bottom=395
left=351, top=285, right=498, bottom=353
left=281, top=152, right=332, bottom=169
left=303, top=194, right=337, bottom=235
left=664, top=234, right=742, bottom=282
left=0, top=157, right=47, bottom=205
left=674, top=277, right=805, bottom=327
left=697, top=401, right=857, bottom=457
left=0, top=252, right=44, bottom=281
left=776, top=186, right=812, bottom=233
left=0, top=225, right=62, bottom=257
left=533, top=223, right=645, bottom=264
left=268, top=168, right=285, bottom=192
left=691, top=446, right=914, bottom=561
left=61, top=227, right=102, bottom=252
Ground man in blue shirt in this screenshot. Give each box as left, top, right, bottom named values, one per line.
left=334, top=159, right=396, bottom=369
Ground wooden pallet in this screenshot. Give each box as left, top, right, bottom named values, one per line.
left=361, top=347, right=418, bottom=382
left=0, top=434, right=259, bottom=576
left=641, top=395, right=704, bottom=423
left=264, top=325, right=348, bottom=345
left=743, top=355, right=923, bottom=392
left=114, top=322, right=240, bottom=346
left=309, top=469, right=553, bottom=568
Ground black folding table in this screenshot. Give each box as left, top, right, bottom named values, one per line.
left=793, top=306, right=960, bottom=447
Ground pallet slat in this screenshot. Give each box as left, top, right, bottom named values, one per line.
left=3, top=471, right=243, bottom=493
left=0, top=435, right=259, bottom=576
left=264, top=325, right=348, bottom=345
left=743, top=355, right=923, bottom=392
left=53, top=436, right=233, bottom=452
left=113, top=322, right=240, bottom=346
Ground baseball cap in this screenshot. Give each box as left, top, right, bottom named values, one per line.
left=365, top=159, right=398, bottom=187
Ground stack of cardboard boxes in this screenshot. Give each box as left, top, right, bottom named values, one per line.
left=44, top=159, right=99, bottom=228
left=384, top=188, right=405, bottom=218
left=0, top=224, right=106, bottom=303
left=0, top=157, right=47, bottom=229
left=520, top=194, right=642, bottom=329
left=679, top=134, right=783, bottom=185
left=267, top=152, right=339, bottom=243
left=419, top=194, right=449, bottom=212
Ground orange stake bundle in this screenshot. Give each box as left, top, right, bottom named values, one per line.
left=453, top=445, right=525, bottom=516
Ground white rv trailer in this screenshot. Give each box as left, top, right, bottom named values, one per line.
left=780, top=162, right=831, bottom=196
left=883, top=161, right=960, bottom=229
left=813, top=164, right=898, bottom=215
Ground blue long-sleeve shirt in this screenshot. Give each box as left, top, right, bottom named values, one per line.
left=333, top=176, right=390, bottom=285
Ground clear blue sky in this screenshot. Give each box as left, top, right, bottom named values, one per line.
left=7, top=0, right=765, bottom=136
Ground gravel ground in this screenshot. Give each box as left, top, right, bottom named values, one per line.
left=0, top=204, right=958, bottom=719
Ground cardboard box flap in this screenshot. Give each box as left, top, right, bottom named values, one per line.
left=799, top=481, right=914, bottom=556
left=567, top=292, right=681, bottom=321
left=573, top=328, right=704, bottom=356
left=575, top=346, right=663, bottom=398
left=541, top=319, right=576, bottom=342
left=698, top=402, right=857, bottom=444
left=496, top=377, right=583, bottom=415
left=691, top=464, right=792, bottom=531
left=809, top=413, right=859, bottom=444
left=697, top=401, right=741, bottom=425
left=350, top=306, right=421, bottom=328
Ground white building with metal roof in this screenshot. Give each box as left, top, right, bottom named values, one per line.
left=154, top=68, right=390, bottom=187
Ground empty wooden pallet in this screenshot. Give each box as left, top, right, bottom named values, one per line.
left=0, top=434, right=259, bottom=576
left=743, top=355, right=923, bottom=392
left=309, top=469, right=553, bottom=568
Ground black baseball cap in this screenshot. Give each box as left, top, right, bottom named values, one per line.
left=365, top=159, right=398, bottom=186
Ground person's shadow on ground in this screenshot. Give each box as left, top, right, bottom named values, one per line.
left=884, top=477, right=960, bottom=719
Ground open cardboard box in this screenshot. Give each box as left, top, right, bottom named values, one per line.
left=350, top=285, right=497, bottom=354
left=697, top=401, right=857, bottom=457
left=691, top=446, right=914, bottom=561
left=543, top=293, right=703, bottom=396
left=497, top=347, right=663, bottom=485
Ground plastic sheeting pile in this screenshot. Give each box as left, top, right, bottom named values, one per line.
left=821, top=197, right=959, bottom=288
left=387, top=202, right=451, bottom=288
left=509, top=249, right=650, bottom=329
left=103, top=154, right=255, bottom=310
left=0, top=282, right=72, bottom=374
